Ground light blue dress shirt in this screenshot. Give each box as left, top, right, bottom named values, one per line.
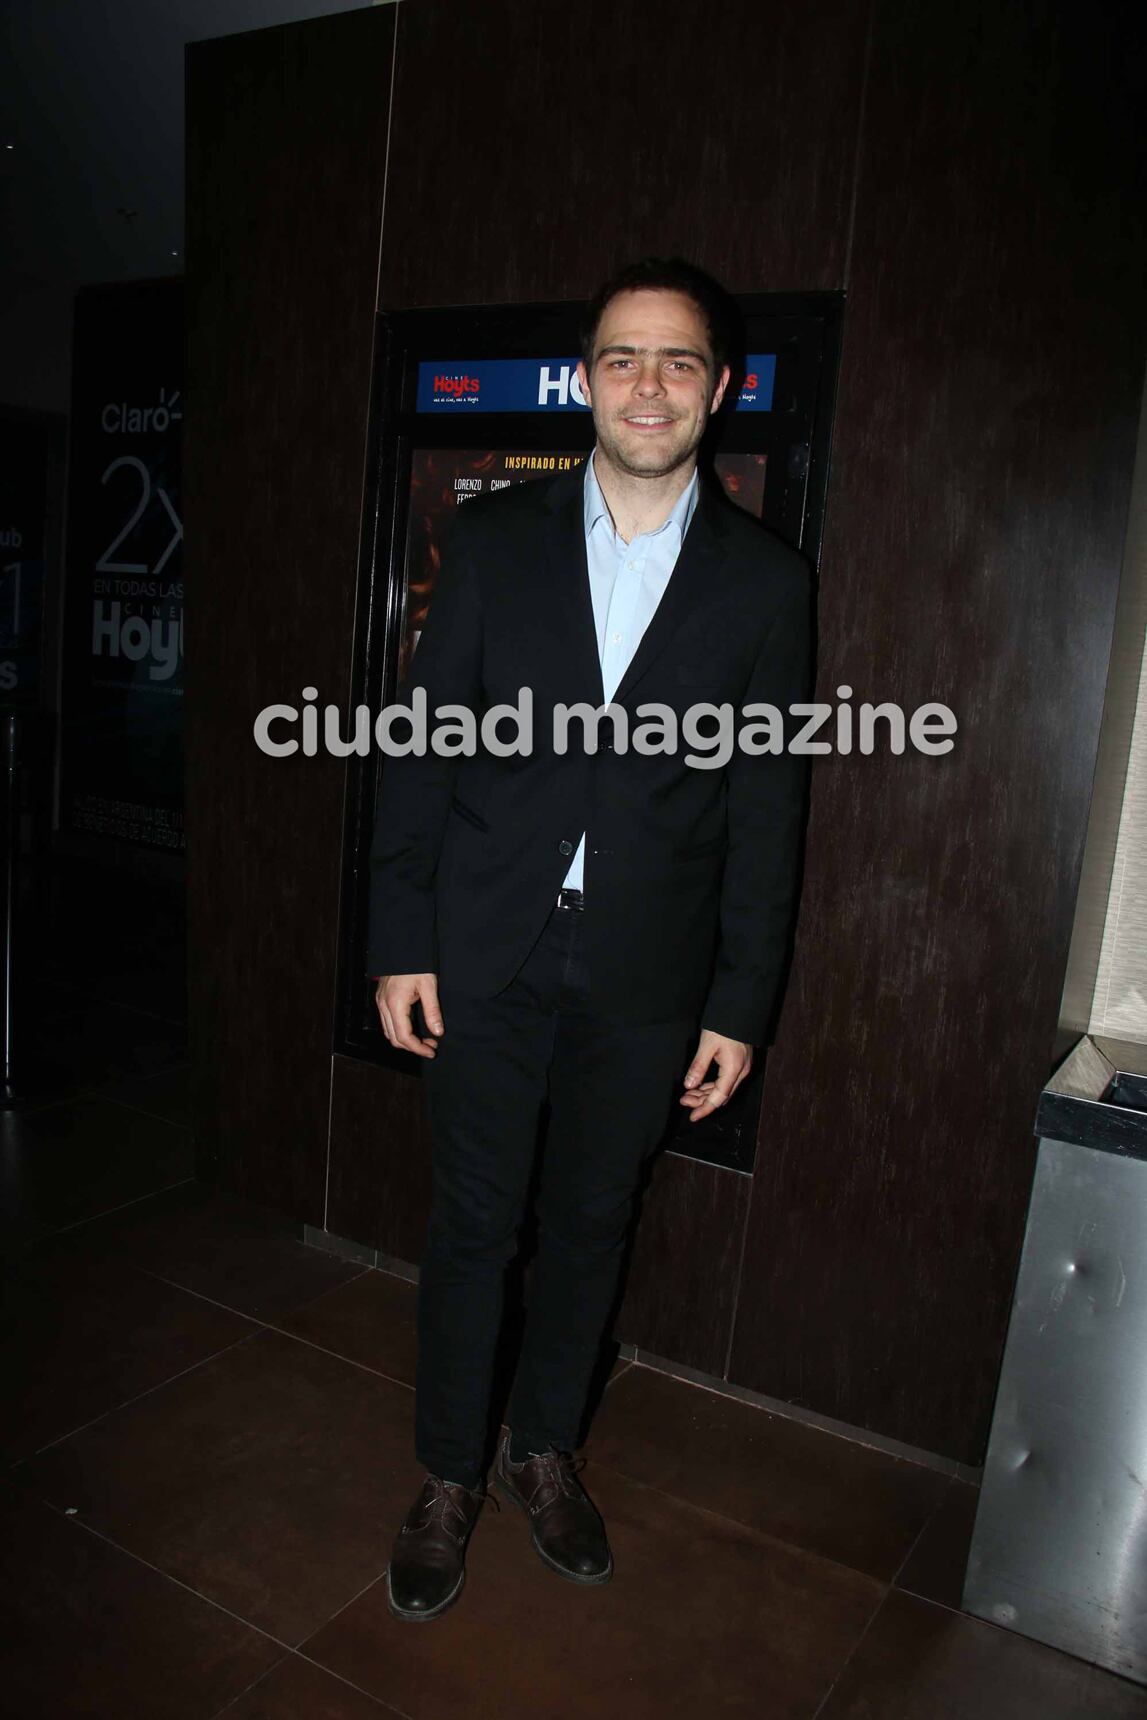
left=562, top=451, right=700, bottom=893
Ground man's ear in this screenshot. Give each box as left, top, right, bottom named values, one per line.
left=576, top=358, right=593, bottom=408
left=709, top=364, right=732, bottom=415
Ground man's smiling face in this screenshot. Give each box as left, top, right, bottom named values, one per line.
left=577, top=288, right=730, bottom=481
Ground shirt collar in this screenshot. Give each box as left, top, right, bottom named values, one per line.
left=583, top=450, right=700, bottom=546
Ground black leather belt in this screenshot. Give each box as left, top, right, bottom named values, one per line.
left=555, top=887, right=584, bottom=912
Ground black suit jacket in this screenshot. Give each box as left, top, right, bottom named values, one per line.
left=367, top=460, right=812, bottom=1045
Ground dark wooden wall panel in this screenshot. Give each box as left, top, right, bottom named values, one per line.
left=616, top=1157, right=752, bottom=1378
left=327, top=1055, right=434, bottom=1263
left=380, top=0, right=870, bottom=307
left=729, top=0, right=1147, bottom=1460
left=184, top=8, right=395, bottom=1211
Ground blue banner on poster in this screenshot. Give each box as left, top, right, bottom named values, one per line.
left=416, top=355, right=776, bottom=414
left=736, top=357, right=775, bottom=411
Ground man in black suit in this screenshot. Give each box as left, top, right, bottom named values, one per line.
left=369, top=259, right=812, bottom=1621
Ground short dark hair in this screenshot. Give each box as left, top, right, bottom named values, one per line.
left=580, top=257, right=738, bottom=377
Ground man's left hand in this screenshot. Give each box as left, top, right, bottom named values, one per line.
left=680, top=1030, right=753, bottom=1123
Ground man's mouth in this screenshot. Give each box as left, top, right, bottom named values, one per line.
left=622, top=414, right=676, bottom=430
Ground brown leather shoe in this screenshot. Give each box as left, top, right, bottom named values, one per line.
left=494, top=1429, right=612, bottom=1583
left=386, top=1472, right=489, bottom=1621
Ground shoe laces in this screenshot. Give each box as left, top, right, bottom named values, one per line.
left=518, top=1444, right=586, bottom=1508
left=412, top=1473, right=500, bottom=1537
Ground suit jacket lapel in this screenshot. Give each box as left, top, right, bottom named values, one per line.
left=611, top=478, right=729, bottom=708
left=540, top=464, right=730, bottom=711
left=543, top=466, right=605, bottom=707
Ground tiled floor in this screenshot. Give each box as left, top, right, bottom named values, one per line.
left=4, top=858, right=1147, bottom=1716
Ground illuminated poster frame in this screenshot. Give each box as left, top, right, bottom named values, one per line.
left=336, top=295, right=842, bottom=1173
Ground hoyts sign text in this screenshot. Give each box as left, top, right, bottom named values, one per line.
left=433, top=374, right=481, bottom=397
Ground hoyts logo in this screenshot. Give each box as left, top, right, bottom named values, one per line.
left=433, top=374, right=480, bottom=396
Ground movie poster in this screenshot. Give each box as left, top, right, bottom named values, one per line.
left=400, top=448, right=767, bottom=678
left=399, top=450, right=573, bottom=679
left=59, top=280, right=184, bottom=849
left=715, top=451, right=767, bottom=519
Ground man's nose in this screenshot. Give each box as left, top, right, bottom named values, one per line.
left=633, top=360, right=666, bottom=396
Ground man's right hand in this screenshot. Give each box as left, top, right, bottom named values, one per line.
left=374, top=973, right=443, bottom=1059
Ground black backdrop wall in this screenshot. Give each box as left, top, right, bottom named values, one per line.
left=184, top=0, right=1146, bottom=1463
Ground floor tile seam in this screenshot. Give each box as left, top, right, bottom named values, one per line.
left=627, top=1356, right=955, bottom=1478
left=75, top=1088, right=190, bottom=1130
left=19, top=1438, right=419, bottom=1714
left=894, top=1580, right=1089, bottom=1653
left=25, top=1456, right=423, bottom=1720
left=293, top=1652, right=416, bottom=1720
left=851, top=1583, right=1118, bottom=1680
left=260, top=1260, right=382, bottom=1327
left=807, top=1583, right=896, bottom=1720
left=28, top=1487, right=298, bottom=1653
left=887, top=1472, right=957, bottom=1600
left=205, top=1651, right=414, bottom=1720
left=293, top=1566, right=433, bottom=1720
left=78, top=1055, right=191, bottom=1087
left=126, top=1261, right=290, bottom=1321
left=295, top=1542, right=411, bottom=1648
left=22, top=1175, right=198, bottom=1252
left=0, top=1093, right=73, bottom=1120
left=103, top=1274, right=418, bottom=1398
left=820, top=1578, right=1123, bottom=1689
left=583, top=1452, right=896, bottom=1594
left=7, top=1326, right=266, bottom=1473
left=117, top=1261, right=411, bottom=1369
left=39, top=975, right=188, bottom=1028
left=201, top=1658, right=295, bottom=1720
left=255, top=1305, right=420, bottom=1395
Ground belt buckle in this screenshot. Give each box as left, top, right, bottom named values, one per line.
left=556, top=887, right=584, bottom=912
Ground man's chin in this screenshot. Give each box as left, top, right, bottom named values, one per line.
left=605, top=435, right=696, bottom=479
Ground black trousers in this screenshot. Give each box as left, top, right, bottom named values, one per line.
left=415, top=899, right=697, bottom=1488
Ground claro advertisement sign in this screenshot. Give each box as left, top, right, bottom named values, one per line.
left=60, top=279, right=184, bottom=850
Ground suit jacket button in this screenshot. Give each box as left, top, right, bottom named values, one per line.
left=558, top=839, right=573, bottom=855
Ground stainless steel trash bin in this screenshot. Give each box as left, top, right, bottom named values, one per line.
left=963, top=1034, right=1147, bottom=1684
